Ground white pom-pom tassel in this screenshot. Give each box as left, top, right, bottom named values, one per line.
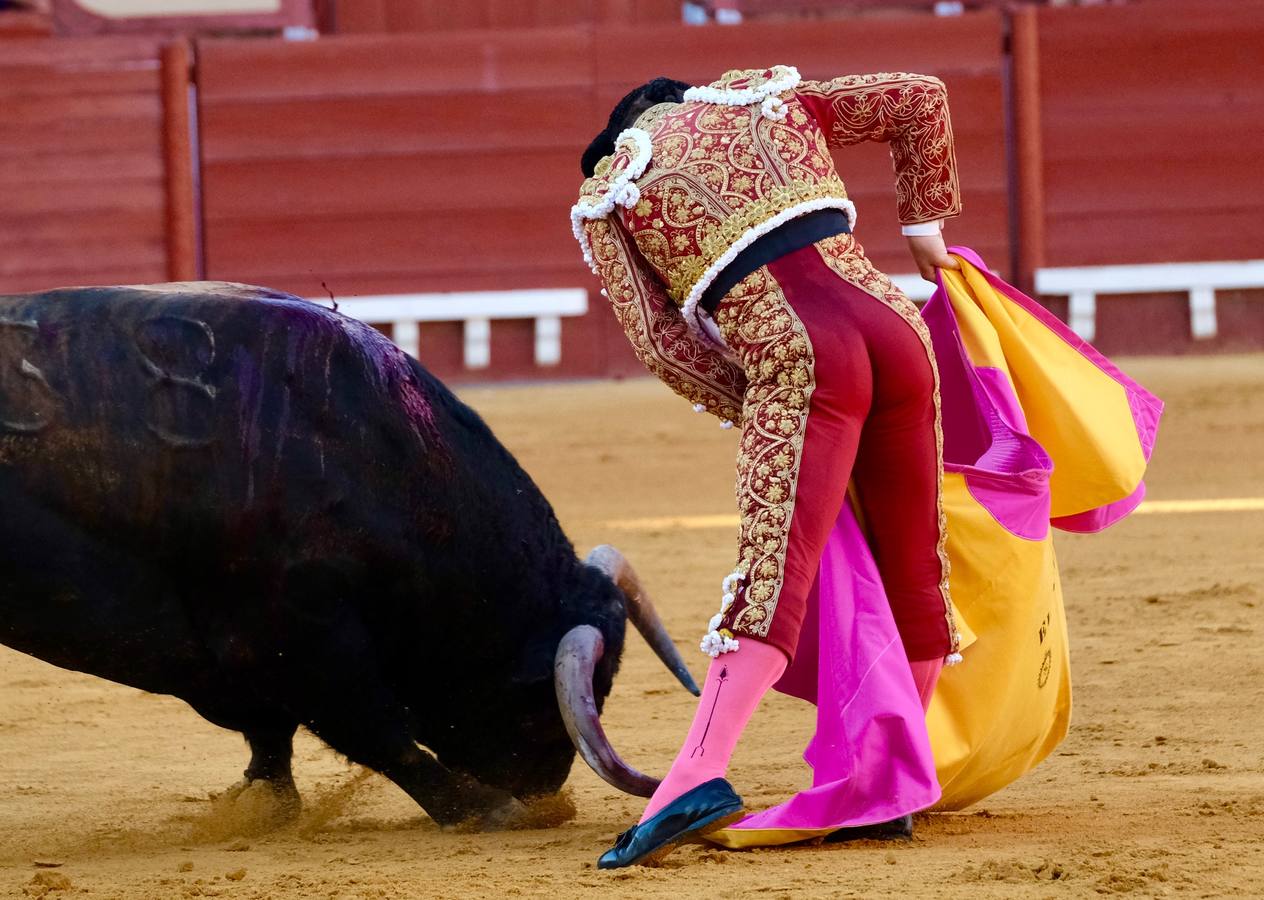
left=944, top=652, right=964, bottom=667
left=613, top=181, right=641, bottom=209
left=700, top=630, right=741, bottom=658
left=708, top=613, right=724, bottom=632
left=760, top=95, right=787, bottom=120
left=720, top=591, right=735, bottom=613
left=692, top=403, right=706, bottom=413
left=720, top=420, right=734, bottom=430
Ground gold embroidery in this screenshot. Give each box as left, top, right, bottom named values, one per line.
left=698, top=66, right=796, bottom=96
left=813, top=233, right=959, bottom=652
left=575, top=69, right=960, bottom=325
left=586, top=216, right=746, bottom=424
left=576, top=132, right=642, bottom=209
left=710, top=269, right=815, bottom=639
left=795, top=74, right=961, bottom=225
left=619, top=99, right=848, bottom=307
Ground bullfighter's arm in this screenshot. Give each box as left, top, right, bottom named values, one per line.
left=584, top=215, right=746, bottom=425
left=794, top=73, right=961, bottom=226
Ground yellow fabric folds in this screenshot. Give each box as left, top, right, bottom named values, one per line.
left=938, top=262, right=1148, bottom=517
left=929, top=472, right=1070, bottom=809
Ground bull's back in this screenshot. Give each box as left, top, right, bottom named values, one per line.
left=0, top=283, right=459, bottom=562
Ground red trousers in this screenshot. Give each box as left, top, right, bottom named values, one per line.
left=711, top=237, right=953, bottom=662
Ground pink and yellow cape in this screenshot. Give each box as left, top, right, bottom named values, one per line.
left=706, top=247, right=1163, bottom=848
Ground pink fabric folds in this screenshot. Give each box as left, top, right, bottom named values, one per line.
left=721, top=501, right=942, bottom=835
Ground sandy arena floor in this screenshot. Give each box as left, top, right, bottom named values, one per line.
left=2, top=354, right=1262, bottom=899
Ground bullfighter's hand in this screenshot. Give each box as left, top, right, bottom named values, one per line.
left=906, top=232, right=960, bottom=283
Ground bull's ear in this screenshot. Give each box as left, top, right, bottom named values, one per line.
left=509, top=634, right=559, bottom=686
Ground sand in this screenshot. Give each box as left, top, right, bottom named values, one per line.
left=2, top=354, right=1262, bottom=898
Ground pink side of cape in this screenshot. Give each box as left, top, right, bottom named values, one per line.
left=726, top=502, right=942, bottom=832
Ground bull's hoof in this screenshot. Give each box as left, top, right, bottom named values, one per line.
left=216, top=777, right=302, bottom=829
left=474, top=795, right=529, bottom=831
left=439, top=791, right=528, bottom=833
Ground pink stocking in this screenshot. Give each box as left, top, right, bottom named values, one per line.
left=909, top=657, right=943, bottom=713
left=638, top=640, right=787, bottom=823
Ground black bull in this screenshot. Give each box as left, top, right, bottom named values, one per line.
left=0, top=283, right=698, bottom=829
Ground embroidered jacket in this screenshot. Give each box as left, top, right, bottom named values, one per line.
left=573, top=65, right=961, bottom=367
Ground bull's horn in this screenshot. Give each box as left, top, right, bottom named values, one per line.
left=554, top=624, right=659, bottom=797
left=586, top=545, right=700, bottom=696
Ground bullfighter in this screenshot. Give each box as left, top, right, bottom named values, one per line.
left=572, top=66, right=964, bottom=867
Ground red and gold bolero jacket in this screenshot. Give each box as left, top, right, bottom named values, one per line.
left=572, top=65, right=961, bottom=424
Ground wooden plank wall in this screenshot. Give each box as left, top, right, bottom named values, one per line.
left=0, top=37, right=171, bottom=293
left=195, top=11, right=1008, bottom=380
left=1038, top=0, right=1264, bottom=267
left=195, top=30, right=614, bottom=379
left=6, top=3, right=1259, bottom=370
left=1036, top=0, right=1264, bottom=354
left=333, top=0, right=681, bottom=34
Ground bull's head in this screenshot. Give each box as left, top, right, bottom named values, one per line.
left=423, top=545, right=696, bottom=805
left=553, top=545, right=699, bottom=796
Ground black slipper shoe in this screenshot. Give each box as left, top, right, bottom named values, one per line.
left=824, top=813, right=914, bottom=843
left=597, top=778, right=744, bottom=869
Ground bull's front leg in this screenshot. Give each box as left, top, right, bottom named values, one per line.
left=266, top=593, right=524, bottom=830
left=302, top=689, right=525, bottom=830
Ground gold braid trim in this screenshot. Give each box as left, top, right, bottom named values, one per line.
left=812, top=233, right=961, bottom=654
left=710, top=267, right=815, bottom=639
left=586, top=216, right=746, bottom=424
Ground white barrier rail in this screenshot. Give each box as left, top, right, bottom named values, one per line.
left=889, top=274, right=936, bottom=302
left=310, top=288, right=589, bottom=369
left=306, top=263, right=1264, bottom=368
left=1035, top=261, right=1264, bottom=342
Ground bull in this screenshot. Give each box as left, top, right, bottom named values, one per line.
left=0, top=282, right=698, bottom=829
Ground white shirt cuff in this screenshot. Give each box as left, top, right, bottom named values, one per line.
left=901, top=220, right=944, bottom=237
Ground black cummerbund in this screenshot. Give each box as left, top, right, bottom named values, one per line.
left=698, top=208, right=851, bottom=316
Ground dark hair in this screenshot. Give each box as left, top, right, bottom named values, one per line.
left=580, top=77, right=690, bottom=177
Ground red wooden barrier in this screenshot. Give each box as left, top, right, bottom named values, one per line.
left=332, top=0, right=681, bottom=34
left=1029, top=0, right=1264, bottom=354
left=0, top=37, right=175, bottom=293
left=4, top=3, right=1261, bottom=368
left=195, top=30, right=614, bottom=380
left=195, top=12, right=1008, bottom=380
left=1035, top=0, right=1264, bottom=268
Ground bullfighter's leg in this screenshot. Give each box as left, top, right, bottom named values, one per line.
left=846, top=292, right=954, bottom=661
left=637, top=246, right=954, bottom=823
left=635, top=258, right=870, bottom=824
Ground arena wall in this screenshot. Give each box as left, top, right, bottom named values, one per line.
left=191, top=11, right=1008, bottom=380
left=0, top=2, right=1260, bottom=378
left=330, top=0, right=683, bottom=34
left=0, top=37, right=174, bottom=293
left=1026, top=0, right=1264, bottom=356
